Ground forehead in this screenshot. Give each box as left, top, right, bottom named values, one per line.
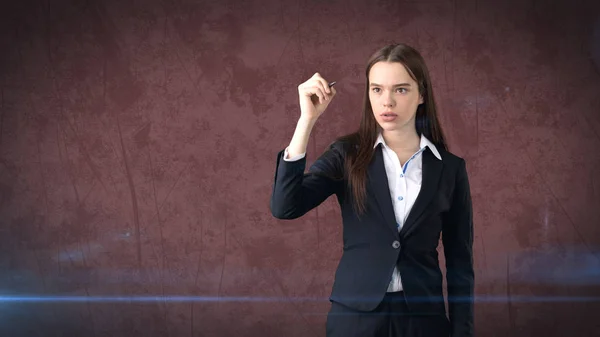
left=368, top=61, right=415, bottom=84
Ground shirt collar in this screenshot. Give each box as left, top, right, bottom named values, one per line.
left=373, top=132, right=442, bottom=160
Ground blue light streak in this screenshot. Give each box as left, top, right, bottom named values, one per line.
left=0, top=295, right=599, bottom=303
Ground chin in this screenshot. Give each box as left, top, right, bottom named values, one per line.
left=376, top=116, right=415, bottom=131
left=381, top=125, right=401, bottom=132
left=378, top=120, right=405, bottom=130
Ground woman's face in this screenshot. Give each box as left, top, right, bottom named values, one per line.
left=368, top=61, right=423, bottom=132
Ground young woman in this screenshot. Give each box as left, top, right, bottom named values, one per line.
left=270, top=43, right=474, bottom=337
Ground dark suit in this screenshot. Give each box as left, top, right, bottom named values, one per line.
left=270, top=140, right=474, bottom=337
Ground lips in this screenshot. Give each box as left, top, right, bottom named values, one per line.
left=381, top=112, right=397, bottom=117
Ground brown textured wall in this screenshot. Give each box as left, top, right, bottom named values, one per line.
left=1, top=0, right=600, bottom=336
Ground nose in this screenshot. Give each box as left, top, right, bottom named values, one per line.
left=382, top=91, right=395, bottom=108
left=383, top=96, right=395, bottom=108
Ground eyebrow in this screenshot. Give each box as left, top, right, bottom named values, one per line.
left=369, top=83, right=412, bottom=87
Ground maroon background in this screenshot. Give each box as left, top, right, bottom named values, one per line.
left=1, top=0, right=600, bottom=336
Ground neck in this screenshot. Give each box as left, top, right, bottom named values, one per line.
left=381, top=126, right=420, bottom=152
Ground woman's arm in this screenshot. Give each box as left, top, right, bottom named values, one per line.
left=270, top=139, right=344, bottom=220
left=442, top=158, right=475, bottom=337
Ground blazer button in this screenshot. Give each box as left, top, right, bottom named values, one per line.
left=392, top=240, right=400, bottom=249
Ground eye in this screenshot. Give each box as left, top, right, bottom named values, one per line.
left=371, top=87, right=408, bottom=93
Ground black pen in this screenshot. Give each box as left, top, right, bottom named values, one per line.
left=328, top=81, right=337, bottom=88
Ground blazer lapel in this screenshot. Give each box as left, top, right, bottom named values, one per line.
left=367, top=145, right=400, bottom=235
left=399, top=148, right=443, bottom=237
left=367, top=145, right=444, bottom=237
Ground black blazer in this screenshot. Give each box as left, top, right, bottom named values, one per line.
left=270, top=140, right=474, bottom=337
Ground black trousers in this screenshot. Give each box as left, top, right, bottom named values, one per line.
left=325, top=291, right=450, bottom=337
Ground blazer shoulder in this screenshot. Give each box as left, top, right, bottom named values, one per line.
left=325, top=138, right=354, bottom=156
left=437, top=148, right=473, bottom=188
left=437, top=148, right=468, bottom=178
left=438, top=148, right=465, bottom=166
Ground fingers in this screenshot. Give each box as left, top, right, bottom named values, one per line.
left=301, top=72, right=336, bottom=105
left=299, top=84, right=326, bottom=104
left=312, top=72, right=331, bottom=95
left=310, top=86, right=327, bottom=104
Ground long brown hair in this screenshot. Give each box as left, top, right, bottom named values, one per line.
left=333, top=43, right=448, bottom=218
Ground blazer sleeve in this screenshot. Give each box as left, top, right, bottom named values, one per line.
left=442, top=158, right=475, bottom=337
left=270, top=142, right=345, bottom=220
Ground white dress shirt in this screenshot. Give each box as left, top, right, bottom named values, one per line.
left=283, top=132, right=442, bottom=292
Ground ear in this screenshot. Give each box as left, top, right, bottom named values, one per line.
left=419, top=95, right=424, bottom=105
